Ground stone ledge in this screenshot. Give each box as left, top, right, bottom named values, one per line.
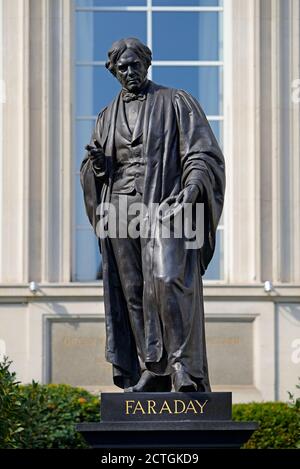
left=76, top=420, right=258, bottom=448
left=0, top=282, right=300, bottom=302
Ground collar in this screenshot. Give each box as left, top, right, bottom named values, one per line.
left=121, top=80, right=149, bottom=103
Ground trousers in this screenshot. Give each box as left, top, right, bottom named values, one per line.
left=108, top=190, right=146, bottom=370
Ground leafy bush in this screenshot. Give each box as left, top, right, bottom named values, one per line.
left=0, top=357, right=99, bottom=448
left=18, top=383, right=100, bottom=448
left=233, top=401, right=300, bottom=449
left=0, top=357, right=24, bottom=448
left=287, top=377, right=300, bottom=413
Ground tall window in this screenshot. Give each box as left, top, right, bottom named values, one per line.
left=74, top=0, right=224, bottom=281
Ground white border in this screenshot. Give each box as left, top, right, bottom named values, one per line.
left=0, top=0, right=3, bottom=278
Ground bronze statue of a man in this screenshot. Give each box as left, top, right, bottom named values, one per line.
left=80, top=37, right=225, bottom=393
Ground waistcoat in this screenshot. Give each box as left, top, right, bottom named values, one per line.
left=112, top=99, right=146, bottom=194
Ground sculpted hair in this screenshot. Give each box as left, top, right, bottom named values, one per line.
left=105, top=37, right=152, bottom=76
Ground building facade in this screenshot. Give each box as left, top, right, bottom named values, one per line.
left=0, top=0, right=300, bottom=402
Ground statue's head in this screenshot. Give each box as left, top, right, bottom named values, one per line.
left=105, top=37, right=152, bottom=93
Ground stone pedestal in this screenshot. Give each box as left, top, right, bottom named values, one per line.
left=76, top=392, right=258, bottom=449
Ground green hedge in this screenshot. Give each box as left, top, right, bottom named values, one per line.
left=232, top=402, right=300, bottom=449
left=0, top=357, right=24, bottom=448
left=1, top=358, right=299, bottom=448
left=17, top=382, right=100, bottom=448
left=0, top=357, right=99, bottom=449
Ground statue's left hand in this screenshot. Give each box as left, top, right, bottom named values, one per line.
left=176, top=184, right=200, bottom=205
left=158, top=184, right=202, bottom=220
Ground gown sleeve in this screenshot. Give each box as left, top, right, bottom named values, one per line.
left=174, top=89, right=226, bottom=273
left=80, top=108, right=108, bottom=233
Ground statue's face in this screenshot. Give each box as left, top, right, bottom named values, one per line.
left=115, top=49, right=148, bottom=92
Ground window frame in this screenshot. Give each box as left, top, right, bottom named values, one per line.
left=73, top=0, right=226, bottom=283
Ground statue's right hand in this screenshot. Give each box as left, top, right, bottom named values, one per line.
left=85, top=139, right=105, bottom=163
left=85, top=139, right=104, bottom=159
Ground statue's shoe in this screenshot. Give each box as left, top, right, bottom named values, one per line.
left=126, top=370, right=172, bottom=392
left=172, top=370, right=198, bottom=392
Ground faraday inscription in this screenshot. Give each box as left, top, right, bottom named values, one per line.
left=101, top=392, right=232, bottom=422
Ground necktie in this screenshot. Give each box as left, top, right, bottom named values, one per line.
left=122, top=91, right=147, bottom=103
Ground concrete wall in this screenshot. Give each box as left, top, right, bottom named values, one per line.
left=0, top=284, right=299, bottom=403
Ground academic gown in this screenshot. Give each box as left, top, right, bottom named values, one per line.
left=80, top=80, right=225, bottom=389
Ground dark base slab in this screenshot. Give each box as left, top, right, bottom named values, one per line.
left=76, top=420, right=258, bottom=449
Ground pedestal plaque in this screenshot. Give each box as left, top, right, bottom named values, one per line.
left=77, top=392, right=258, bottom=449
left=101, top=392, right=231, bottom=421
